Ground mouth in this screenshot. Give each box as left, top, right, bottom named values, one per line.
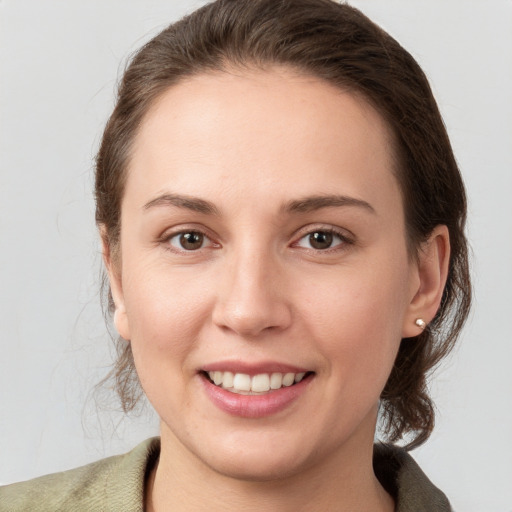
left=202, top=370, right=314, bottom=395
left=199, top=365, right=315, bottom=418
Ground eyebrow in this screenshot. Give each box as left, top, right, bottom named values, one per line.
left=143, top=193, right=220, bottom=215
left=282, top=194, right=376, bottom=214
left=143, top=192, right=375, bottom=216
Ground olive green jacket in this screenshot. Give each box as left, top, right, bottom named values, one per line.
left=0, top=438, right=451, bottom=511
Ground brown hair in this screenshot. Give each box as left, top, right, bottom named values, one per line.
left=95, top=0, right=471, bottom=449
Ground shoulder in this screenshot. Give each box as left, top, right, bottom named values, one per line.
left=373, top=443, right=452, bottom=512
left=0, top=437, right=160, bottom=512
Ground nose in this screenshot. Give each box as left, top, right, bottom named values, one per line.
left=212, top=249, right=292, bottom=338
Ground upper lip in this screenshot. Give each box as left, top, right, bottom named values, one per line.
left=200, top=360, right=311, bottom=376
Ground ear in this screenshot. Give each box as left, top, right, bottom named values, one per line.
left=100, top=226, right=131, bottom=340
left=402, top=225, right=450, bottom=338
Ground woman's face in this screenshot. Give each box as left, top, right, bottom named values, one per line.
left=110, top=68, right=423, bottom=480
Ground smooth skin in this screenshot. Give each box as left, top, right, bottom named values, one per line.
left=103, top=67, right=449, bottom=512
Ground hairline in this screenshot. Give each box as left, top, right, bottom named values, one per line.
left=112, top=62, right=418, bottom=257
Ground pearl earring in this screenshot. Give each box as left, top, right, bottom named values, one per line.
left=415, top=318, right=426, bottom=330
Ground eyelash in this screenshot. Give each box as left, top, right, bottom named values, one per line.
left=159, top=226, right=354, bottom=254
left=292, top=227, right=353, bottom=253
left=160, top=228, right=218, bottom=254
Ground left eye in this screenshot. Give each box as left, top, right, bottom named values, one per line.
left=296, top=230, right=345, bottom=250
left=168, top=231, right=211, bottom=251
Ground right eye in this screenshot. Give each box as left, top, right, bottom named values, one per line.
left=168, top=231, right=211, bottom=251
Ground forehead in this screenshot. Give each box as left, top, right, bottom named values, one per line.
left=126, top=67, right=401, bottom=217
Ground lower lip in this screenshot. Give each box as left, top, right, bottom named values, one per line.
left=200, top=373, right=312, bottom=418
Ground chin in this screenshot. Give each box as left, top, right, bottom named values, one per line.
left=180, top=426, right=327, bottom=483
left=201, top=448, right=313, bottom=483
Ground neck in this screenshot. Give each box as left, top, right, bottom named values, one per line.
left=146, top=423, right=394, bottom=512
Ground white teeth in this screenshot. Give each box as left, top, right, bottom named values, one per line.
left=251, top=373, right=270, bottom=392
left=282, top=373, right=295, bottom=387
left=233, top=373, right=251, bottom=391
left=270, top=372, right=283, bottom=389
left=221, top=371, right=234, bottom=389
left=207, top=370, right=308, bottom=393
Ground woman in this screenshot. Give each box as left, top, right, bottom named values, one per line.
left=0, top=0, right=470, bottom=510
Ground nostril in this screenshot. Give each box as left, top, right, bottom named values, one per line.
left=212, top=303, right=292, bottom=338
left=211, top=270, right=293, bottom=337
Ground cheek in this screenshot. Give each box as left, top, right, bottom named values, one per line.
left=121, top=262, right=214, bottom=371
left=300, top=259, right=410, bottom=385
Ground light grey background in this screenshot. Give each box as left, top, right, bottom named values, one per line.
left=1, top=1, right=511, bottom=510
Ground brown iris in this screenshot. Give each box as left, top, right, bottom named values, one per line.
left=309, top=231, right=333, bottom=250
left=179, top=232, right=204, bottom=250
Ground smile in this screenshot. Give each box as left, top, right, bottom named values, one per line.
left=206, top=371, right=308, bottom=394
